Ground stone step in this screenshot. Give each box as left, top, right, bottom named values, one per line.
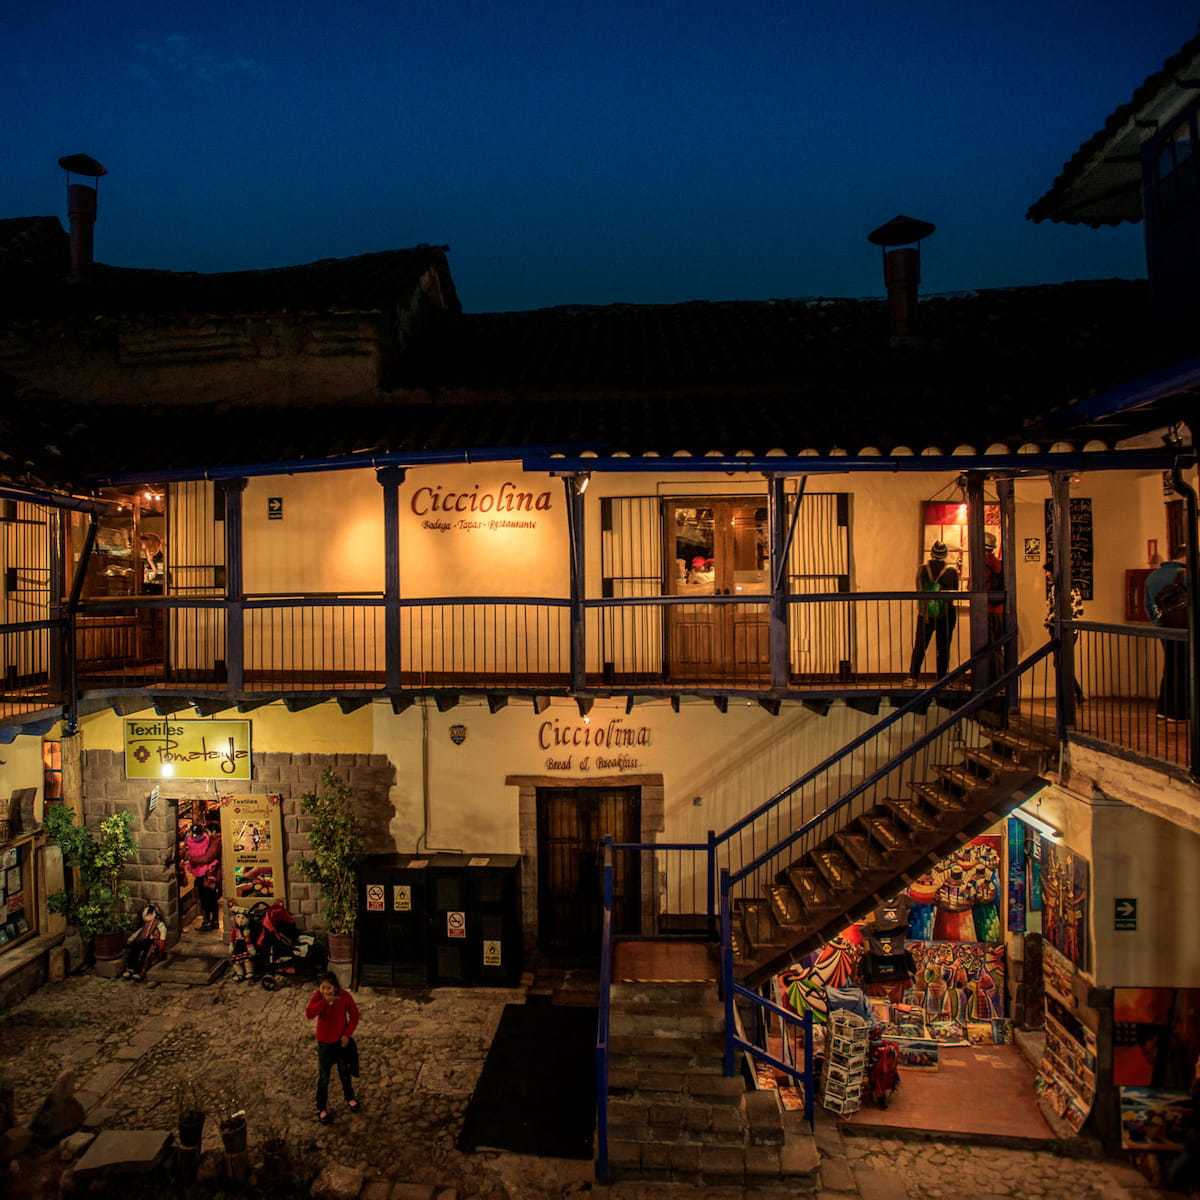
left=609, top=1032, right=726, bottom=1073
left=606, top=1136, right=819, bottom=1189
left=609, top=1000, right=724, bottom=1038
left=147, top=950, right=228, bottom=986
left=611, top=980, right=717, bottom=1007
left=607, top=1098, right=747, bottom=1145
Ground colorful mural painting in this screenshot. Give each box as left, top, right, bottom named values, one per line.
left=906, top=835, right=1002, bottom=943
left=776, top=926, right=866, bottom=1024
left=1039, top=837, right=1090, bottom=970
left=906, top=940, right=1006, bottom=1026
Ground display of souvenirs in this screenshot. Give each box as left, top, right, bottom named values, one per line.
left=777, top=926, right=867, bottom=1024
left=906, top=836, right=1002, bottom=943
left=1038, top=838, right=1090, bottom=970
left=927, top=1016, right=970, bottom=1046
left=859, top=894, right=915, bottom=985
left=1042, top=941, right=1076, bottom=1009
left=822, top=1009, right=870, bottom=1115
left=1036, top=997, right=1097, bottom=1133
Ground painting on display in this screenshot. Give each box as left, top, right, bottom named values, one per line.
left=1007, top=817, right=1027, bottom=932
left=1113, top=988, right=1200, bottom=1090
left=905, top=835, right=1002, bottom=943
left=776, top=925, right=866, bottom=1024
left=1037, top=996, right=1098, bottom=1134
left=1120, top=1087, right=1193, bottom=1152
left=905, top=941, right=1006, bottom=1028
left=1039, top=838, right=1090, bottom=970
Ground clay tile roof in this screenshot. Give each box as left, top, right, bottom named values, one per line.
left=1027, top=29, right=1200, bottom=226
left=0, top=241, right=459, bottom=319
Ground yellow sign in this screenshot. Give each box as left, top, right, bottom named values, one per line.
left=393, top=885, right=411, bottom=912
left=483, top=939, right=502, bottom=966
left=219, top=793, right=285, bottom=905
left=124, top=719, right=251, bottom=780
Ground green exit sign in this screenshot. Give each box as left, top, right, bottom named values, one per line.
left=267, top=498, right=283, bottom=521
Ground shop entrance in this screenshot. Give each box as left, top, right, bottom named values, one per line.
left=173, top=795, right=222, bottom=933
left=536, top=785, right=641, bottom=962
left=666, top=499, right=769, bottom=683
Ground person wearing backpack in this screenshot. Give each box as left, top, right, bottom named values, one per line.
left=906, top=541, right=959, bottom=686
left=1146, top=546, right=1189, bottom=722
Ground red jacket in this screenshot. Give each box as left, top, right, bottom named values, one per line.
left=305, top=988, right=360, bottom=1044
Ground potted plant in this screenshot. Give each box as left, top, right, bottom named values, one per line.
left=44, top=805, right=138, bottom=957
left=216, top=1078, right=248, bottom=1155
left=173, top=1077, right=208, bottom=1148
left=295, top=769, right=365, bottom=962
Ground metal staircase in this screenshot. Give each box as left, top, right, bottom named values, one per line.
left=729, top=710, right=1052, bottom=984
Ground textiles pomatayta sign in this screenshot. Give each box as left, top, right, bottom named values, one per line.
left=124, top=719, right=251, bottom=780
left=219, top=792, right=285, bottom=905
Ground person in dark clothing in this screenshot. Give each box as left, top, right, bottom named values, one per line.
left=1146, top=547, right=1189, bottom=722
left=907, top=541, right=959, bottom=685
left=305, top=970, right=361, bottom=1124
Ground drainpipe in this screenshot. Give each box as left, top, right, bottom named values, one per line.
left=377, top=467, right=405, bottom=692
left=1169, top=462, right=1200, bottom=780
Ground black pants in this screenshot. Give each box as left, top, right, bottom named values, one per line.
left=316, top=1041, right=355, bottom=1111
left=1159, top=638, right=1189, bottom=720
left=910, top=612, right=956, bottom=680
left=198, top=883, right=220, bottom=923
left=125, top=940, right=156, bottom=976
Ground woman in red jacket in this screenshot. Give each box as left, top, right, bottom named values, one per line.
left=305, top=970, right=361, bottom=1124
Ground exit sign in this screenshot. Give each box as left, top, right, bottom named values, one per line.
left=1115, top=898, right=1137, bottom=931
left=267, top=497, right=283, bottom=520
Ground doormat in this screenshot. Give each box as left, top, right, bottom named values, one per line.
left=457, top=1002, right=597, bottom=1159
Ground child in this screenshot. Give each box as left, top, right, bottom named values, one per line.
left=123, top=904, right=167, bottom=981
left=304, top=970, right=361, bottom=1124
left=229, top=910, right=254, bottom=982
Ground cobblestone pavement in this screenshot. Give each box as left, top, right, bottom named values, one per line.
left=0, top=969, right=1186, bottom=1199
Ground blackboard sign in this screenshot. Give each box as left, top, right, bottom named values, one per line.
left=1044, top=498, right=1093, bottom=601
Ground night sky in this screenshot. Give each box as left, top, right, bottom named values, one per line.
left=2, top=2, right=1196, bottom=313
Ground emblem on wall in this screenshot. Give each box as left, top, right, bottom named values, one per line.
left=449, top=724, right=467, bottom=745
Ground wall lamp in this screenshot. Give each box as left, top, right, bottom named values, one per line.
left=1015, top=805, right=1059, bottom=840
left=552, top=470, right=591, bottom=495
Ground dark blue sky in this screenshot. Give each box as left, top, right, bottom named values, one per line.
left=2, top=2, right=1196, bottom=312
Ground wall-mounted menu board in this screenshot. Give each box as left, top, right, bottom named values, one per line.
left=1044, top=498, right=1093, bottom=601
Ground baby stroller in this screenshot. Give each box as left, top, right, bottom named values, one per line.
left=241, top=900, right=327, bottom=989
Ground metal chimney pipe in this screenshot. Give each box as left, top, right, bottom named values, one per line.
left=867, top=214, right=936, bottom=341
left=883, top=246, right=920, bottom=338
left=57, top=154, right=107, bottom=282
left=66, top=183, right=97, bottom=279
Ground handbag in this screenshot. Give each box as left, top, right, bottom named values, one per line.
left=343, top=1036, right=360, bottom=1078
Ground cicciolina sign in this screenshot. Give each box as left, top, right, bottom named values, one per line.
left=124, top=719, right=252, bottom=780
left=219, top=793, right=286, bottom=905
left=537, top=716, right=653, bottom=773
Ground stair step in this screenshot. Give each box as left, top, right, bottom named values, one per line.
left=610, top=1000, right=724, bottom=1037
left=986, top=727, right=1045, bottom=754
left=739, top=899, right=787, bottom=950
left=606, top=1137, right=819, bottom=1188
left=858, top=813, right=905, bottom=853
left=765, top=882, right=803, bottom=928
left=785, top=865, right=833, bottom=909
left=933, top=763, right=989, bottom=792
left=882, top=797, right=937, bottom=832
left=832, top=829, right=875, bottom=871
left=962, top=746, right=1018, bottom=776
left=809, top=848, right=855, bottom=892
left=609, top=1032, right=726, bottom=1073
left=909, top=781, right=965, bottom=811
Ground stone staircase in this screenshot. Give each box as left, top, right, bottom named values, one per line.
left=604, top=977, right=819, bottom=1190
left=731, top=711, right=1053, bottom=985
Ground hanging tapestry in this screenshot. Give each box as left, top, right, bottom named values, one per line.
left=906, top=940, right=1006, bottom=1029
left=905, top=835, right=1003, bottom=944
left=1007, top=817, right=1027, bottom=932
left=1039, top=838, right=1090, bottom=970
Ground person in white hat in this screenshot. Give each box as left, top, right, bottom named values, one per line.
left=907, top=541, right=959, bottom=685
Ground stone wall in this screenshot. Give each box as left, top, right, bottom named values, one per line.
left=79, top=751, right=395, bottom=941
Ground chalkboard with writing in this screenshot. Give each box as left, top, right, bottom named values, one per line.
left=1044, top=498, right=1093, bottom=602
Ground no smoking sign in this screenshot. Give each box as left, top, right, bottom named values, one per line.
left=447, top=910, right=466, bottom=939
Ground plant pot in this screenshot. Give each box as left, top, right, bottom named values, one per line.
left=260, top=1137, right=292, bottom=1183
left=177, top=1111, right=206, bottom=1147
left=219, top=1114, right=248, bottom=1155
left=327, top=932, right=355, bottom=963
left=93, top=931, right=125, bottom=960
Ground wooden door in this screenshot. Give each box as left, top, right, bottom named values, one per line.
left=666, top=499, right=769, bottom=682
left=536, top=786, right=640, bottom=962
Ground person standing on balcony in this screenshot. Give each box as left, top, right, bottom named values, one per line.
left=1146, top=546, right=1189, bottom=722
left=906, top=541, right=958, bottom=686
